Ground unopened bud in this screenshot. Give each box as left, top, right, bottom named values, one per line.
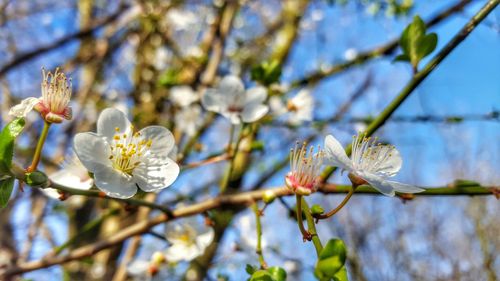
left=151, top=251, right=166, bottom=265
left=311, top=204, right=324, bottom=215
left=25, top=171, right=48, bottom=187
left=263, top=190, right=276, bottom=204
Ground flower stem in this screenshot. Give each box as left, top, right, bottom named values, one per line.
left=251, top=202, right=267, bottom=269
left=314, top=185, right=356, bottom=220
left=295, top=194, right=311, bottom=242
left=26, top=121, right=51, bottom=173
left=301, top=197, right=323, bottom=256
left=220, top=124, right=246, bottom=193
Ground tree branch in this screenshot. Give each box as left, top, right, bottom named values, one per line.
left=1, top=182, right=496, bottom=278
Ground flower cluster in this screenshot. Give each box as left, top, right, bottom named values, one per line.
left=285, top=134, right=424, bottom=197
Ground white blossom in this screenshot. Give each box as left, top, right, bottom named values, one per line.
left=202, top=75, right=269, bottom=124
left=164, top=216, right=214, bottom=262
left=270, top=89, right=314, bottom=125
left=175, top=105, right=203, bottom=137
left=324, top=134, right=425, bottom=196
left=170, top=86, right=199, bottom=107
left=42, top=154, right=93, bottom=204
left=9, top=68, right=72, bottom=123
left=128, top=252, right=168, bottom=281
left=73, top=108, right=179, bottom=199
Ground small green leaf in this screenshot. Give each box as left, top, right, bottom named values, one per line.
left=315, top=239, right=348, bottom=279
left=246, top=264, right=258, bottom=275
left=393, top=54, right=410, bottom=62
left=0, top=118, right=26, bottom=173
left=249, top=270, right=273, bottom=281
left=0, top=177, right=15, bottom=209
left=333, top=266, right=349, bottom=281
left=311, top=204, right=325, bottom=215
left=319, top=239, right=347, bottom=261
left=251, top=60, right=282, bottom=86
left=267, top=266, right=287, bottom=281
left=397, top=15, right=438, bottom=70
left=317, top=256, right=344, bottom=278
left=417, top=33, right=437, bottom=60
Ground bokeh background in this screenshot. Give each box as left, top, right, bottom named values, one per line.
left=0, top=0, right=499, bottom=280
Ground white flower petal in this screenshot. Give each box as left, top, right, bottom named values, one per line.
left=293, top=89, right=313, bottom=106
left=324, top=135, right=353, bottom=170
left=219, top=75, right=245, bottom=97
left=245, top=86, right=267, bottom=104
left=241, top=103, right=269, bottom=123
left=133, top=158, right=180, bottom=192
left=165, top=244, right=200, bottom=262
left=40, top=188, right=61, bottom=200
left=356, top=171, right=395, bottom=197
left=138, top=126, right=175, bottom=158
left=367, top=145, right=402, bottom=177
left=93, top=166, right=137, bottom=199
left=97, top=108, right=132, bottom=141
left=127, top=260, right=150, bottom=276
left=73, top=133, right=111, bottom=172
left=269, top=96, right=287, bottom=115
left=49, top=169, right=93, bottom=190
left=385, top=181, right=425, bottom=193
left=9, top=97, right=40, bottom=118
left=170, top=86, right=199, bottom=107
left=201, top=88, right=223, bottom=112
left=196, top=227, right=214, bottom=249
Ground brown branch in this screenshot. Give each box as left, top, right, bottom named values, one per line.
left=1, top=183, right=496, bottom=278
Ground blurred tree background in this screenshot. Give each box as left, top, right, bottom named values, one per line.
left=0, top=0, right=498, bottom=280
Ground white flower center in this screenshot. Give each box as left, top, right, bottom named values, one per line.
left=109, top=126, right=153, bottom=174
left=351, top=135, right=395, bottom=174
left=170, top=225, right=197, bottom=246
left=41, top=68, right=72, bottom=114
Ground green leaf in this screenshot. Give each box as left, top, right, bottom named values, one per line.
left=393, top=54, right=410, bottom=62
left=319, top=239, right=347, bottom=261
left=317, top=256, right=344, bottom=277
left=397, top=15, right=438, bottom=69
left=251, top=60, right=282, bottom=86
left=0, top=177, right=15, bottom=209
left=315, top=239, right=348, bottom=279
left=333, top=266, right=349, bottom=281
left=417, top=33, right=438, bottom=60
left=0, top=118, right=26, bottom=174
left=246, top=264, right=258, bottom=275
left=267, top=266, right=287, bottom=281
left=249, top=270, right=273, bottom=281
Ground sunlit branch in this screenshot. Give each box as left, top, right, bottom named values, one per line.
left=1, top=182, right=496, bottom=277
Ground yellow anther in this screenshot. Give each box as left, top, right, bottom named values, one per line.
left=115, top=127, right=120, bottom=132
left=114, top=135, right=120, bottom=140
